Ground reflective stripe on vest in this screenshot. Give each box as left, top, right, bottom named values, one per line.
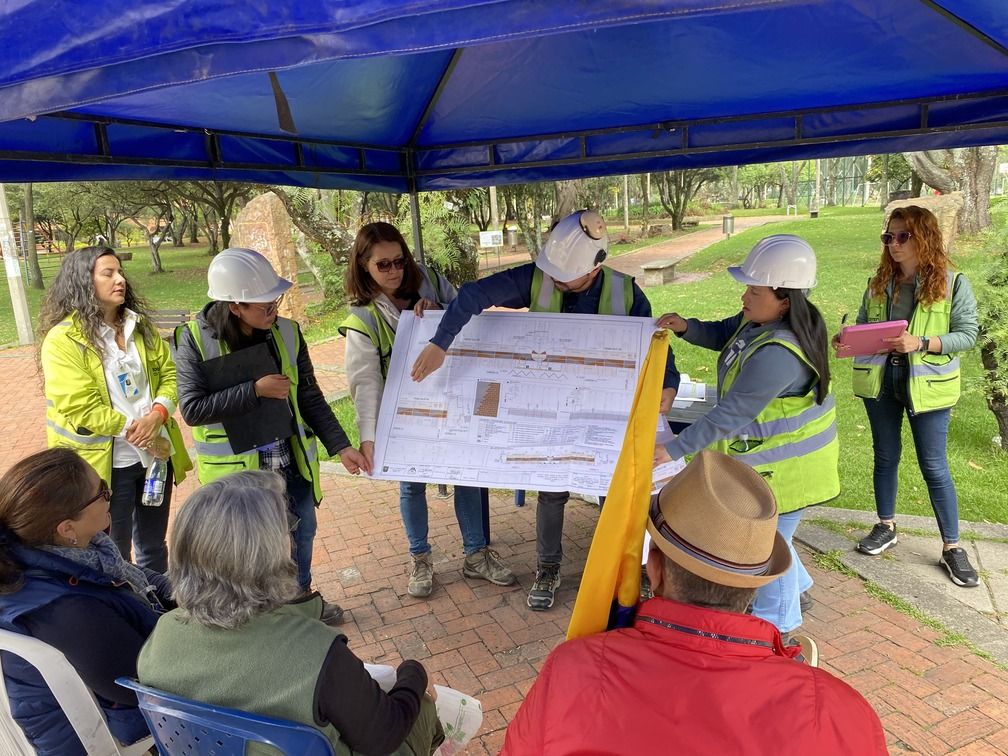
left=530, top=267, right=633, bottom=315
left=46, top=419, right=112, bottom=445
left=851, top=271, right=960, bottom=412
left=186, top=317, right=321, bottom=500
left=715, top=324, right=840, bottom=512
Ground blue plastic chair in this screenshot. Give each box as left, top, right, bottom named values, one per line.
left=116, top=678, right=335, bottom=756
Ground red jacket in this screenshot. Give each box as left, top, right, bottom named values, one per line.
left=503, top=597, right=887, bottom=755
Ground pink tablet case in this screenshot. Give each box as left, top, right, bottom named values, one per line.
left=837, top=320, right=908, bottom=358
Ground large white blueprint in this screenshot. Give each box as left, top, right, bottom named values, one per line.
left=371, top=310, right=658, bottom=495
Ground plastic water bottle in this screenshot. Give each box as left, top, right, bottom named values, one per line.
left=141, top=457, right=168, bottom=507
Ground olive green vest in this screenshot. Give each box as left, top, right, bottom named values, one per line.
left=852, top=271, right=961, bottom=413
left=714, top=326, right=840, bottom=512
left=178, top=317, right=322, bottom=502
left=138, top=598, right=350, bottom=756
left=530, top=266, right=634, bottom=315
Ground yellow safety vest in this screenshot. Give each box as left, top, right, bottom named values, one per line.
left=714, top=325, right=840, bottom=512
left=852, top=271, right=960, bottom=413
left=530, top=266, right=634, bottom=315
left=180, top=317, right=323, bottom=503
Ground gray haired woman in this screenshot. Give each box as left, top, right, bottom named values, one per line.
left=138, top=471, right=443, bottom=755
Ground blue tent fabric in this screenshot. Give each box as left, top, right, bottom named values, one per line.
left=0, top=0, right=1006, bottom=190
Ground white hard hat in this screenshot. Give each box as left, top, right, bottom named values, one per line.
left=536, top=210, right=609, bottom=283
left=728, top=234, right=817, bottom=290
left=206, top=248, right=293, bottom=303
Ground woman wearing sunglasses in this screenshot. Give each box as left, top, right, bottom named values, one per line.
left=0, top=448, right=173, bottom=755
left=38, top=246, right=192, bottom=572
left=174, top=247, right=368, bottom=626
left=841, top=205, right=979, bottom=587
left=340, top=222, right=515, bottom=598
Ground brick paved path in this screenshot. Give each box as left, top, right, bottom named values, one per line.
left=316, top=475, right=1008, bottom=755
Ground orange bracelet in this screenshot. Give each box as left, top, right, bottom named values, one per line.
left=152, top=404, right=169, bottom=423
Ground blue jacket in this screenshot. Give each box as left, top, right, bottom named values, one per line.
left=0, top=545, right=162, bottom=755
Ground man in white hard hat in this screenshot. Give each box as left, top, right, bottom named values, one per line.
left=411, top=210, right=680, bottom=612
left=174, top=247, right=369, bottom=625
left=502, top=450, right=886, bottom=756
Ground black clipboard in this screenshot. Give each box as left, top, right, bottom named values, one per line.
left=200, top=341, right=294, bottom=454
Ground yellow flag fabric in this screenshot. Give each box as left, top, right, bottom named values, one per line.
left=566, top=330, right=669, bottom=640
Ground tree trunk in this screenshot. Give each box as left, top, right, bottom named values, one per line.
left=957, top=147, right=996, bottom=234
left=553, top=181, right=578, bottom=225
left=639, top=174, right=651, bottom=238
left=65, top=232, right=76, bottom=253
left=904, top=147, right=996, bottom=234
left=981, top=341, right=1008, bottom=450
left=22, top=183, right=43, bottom=289
left=147, top=237, right=164, bottom=272
left=220, top=214, right=231, bottom=249
left=189, top=213, right=199, bottom=243
left=910, top=171, right=924, bottom=197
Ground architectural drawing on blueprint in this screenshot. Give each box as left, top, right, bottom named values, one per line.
left=370, top=310, right=659, bottom=495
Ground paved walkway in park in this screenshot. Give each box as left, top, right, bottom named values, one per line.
left=477, top=213, right=795, bottom=280
left=8, top=211, right=1008, bottom=752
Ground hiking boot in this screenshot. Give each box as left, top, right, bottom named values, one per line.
left=786, top=634, right=819, bottom=667
left=941, top=547, right=979, bottom=587
left=408, top=553, right=434, bottom=598
left=462, top=548, right=516, bottom=586
left=320, top=599, right=345, bottom=626
left=799, top=590, right=814, bottom=613
left=857, top=522, right=897, bottom=555
left=527, top=563, right=561, bottom=611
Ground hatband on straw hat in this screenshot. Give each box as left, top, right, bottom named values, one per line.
left=646, top=450, right=791, bottom=588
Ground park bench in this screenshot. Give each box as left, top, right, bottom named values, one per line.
left=640, top=259, right=677, bottom=287
left=681, top=217, right=701, bottom=229
left=150, top=309, right=190, bottom=340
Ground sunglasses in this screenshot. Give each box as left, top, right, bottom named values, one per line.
left=373, top=257, right=406, bottom=273
left=880, top=231, right=913, bottom=246
left=80, top=480, right=111, bottom=511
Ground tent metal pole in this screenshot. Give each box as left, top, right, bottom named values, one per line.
left=409, top=191, right=425, bottom=265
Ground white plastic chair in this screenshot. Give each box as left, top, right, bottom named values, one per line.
left=0, top=627, right=154, bottom=756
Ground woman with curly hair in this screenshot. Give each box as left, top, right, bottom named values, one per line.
left=841, top=206, right=979, bottom=587
left=38, top=246, right=191, bottom=571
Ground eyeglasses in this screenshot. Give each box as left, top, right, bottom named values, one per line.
left=80, top=480, right=111, bottom=511
left=880, top=231, right=913, bottom=246
left=373, top=257, right=406, bottom=273
left=243, top=295, right=284, bottom=316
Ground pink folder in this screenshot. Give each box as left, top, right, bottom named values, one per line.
left=836, top=320, right=908, bottom=358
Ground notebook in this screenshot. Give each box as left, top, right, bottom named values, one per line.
left=836, top=320, right=909, bottom=358
left=200, top=340, right=294, bottom=454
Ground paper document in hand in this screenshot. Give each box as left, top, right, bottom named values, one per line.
left=371, top=311, right=657, bottom=495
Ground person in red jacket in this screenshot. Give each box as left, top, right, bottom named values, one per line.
left=502, top=450, right=887, bottom=756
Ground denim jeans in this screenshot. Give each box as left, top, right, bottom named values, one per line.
left=109, top=461, right=173, bottom=572
left=399, top=482, right=486, bottom=556
left=862, top=362, right=960, bottom=543
left=284, top=467, right=317, bottom=592
left=751, top=510, right=811, bottom=634
left=536, top=490, right=570, bottom=565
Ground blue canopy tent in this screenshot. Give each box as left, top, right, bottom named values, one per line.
left=0, top=0, right=1005, bottom=193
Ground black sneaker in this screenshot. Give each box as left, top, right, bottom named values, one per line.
left=527, top=563, right=561, bottom=611
left=857, top=522, right=897, bottom=555
left=799, top=590, right=813, bottom=613
left=941, top=547, right=980, bottom=587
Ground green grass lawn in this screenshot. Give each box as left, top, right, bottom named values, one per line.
left=646, top=205, right=1008, bottom=525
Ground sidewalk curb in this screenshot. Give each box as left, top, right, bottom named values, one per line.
left=796, top=521, right=1008, bottom=667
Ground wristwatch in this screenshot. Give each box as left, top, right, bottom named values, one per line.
left=919, top=336, right=928, bottom=353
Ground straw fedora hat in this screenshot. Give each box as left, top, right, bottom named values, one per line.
left=646, top=450, right=791, bottom=588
